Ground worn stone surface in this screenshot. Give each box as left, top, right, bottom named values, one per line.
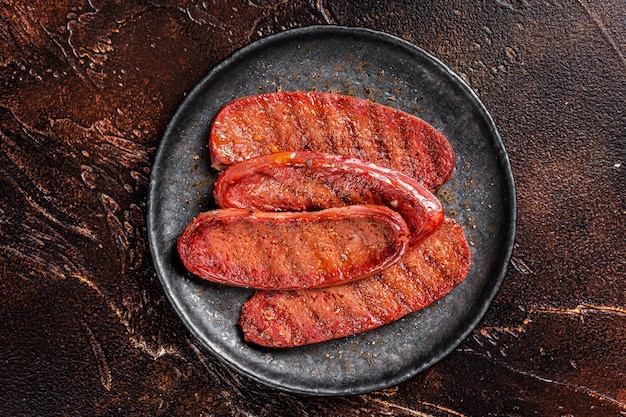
left=1, top=1, right=624, bottom=415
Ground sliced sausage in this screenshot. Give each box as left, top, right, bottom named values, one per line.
left=209, top=92, right=455, bottom=189
left=214, top=151, right=444, bottom=247
left=177, top=206, right=410, bottom=290
left=239, top=218, right=471, bottom=347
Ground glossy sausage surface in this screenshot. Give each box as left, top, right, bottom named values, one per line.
left=177, top=206, right=410, bottom=290
left=214, top=151, right=444, bottom=247
left=239, top=218, right=471, bottom=347
left=209, top=92, right=455, bottom=189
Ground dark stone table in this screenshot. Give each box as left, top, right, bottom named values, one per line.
left=1, top=1, right=624, bottom=415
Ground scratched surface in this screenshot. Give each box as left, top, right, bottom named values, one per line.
left=0, top=1, right=625, bottom=416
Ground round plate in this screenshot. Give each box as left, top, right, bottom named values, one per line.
left=147, top=26, right=516, bottom=396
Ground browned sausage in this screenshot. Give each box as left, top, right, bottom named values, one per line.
left=177, top=206, right=410, bottom=290
left=209, top=92, right=455, bottom=190
left=214, top=151, right=444, bottom=247
left=239, top=218, right=471, bottom=347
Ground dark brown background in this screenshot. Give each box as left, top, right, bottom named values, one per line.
left=1, top=1, right=624, bottom=416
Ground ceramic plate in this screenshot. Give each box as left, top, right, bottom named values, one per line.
left=147, top=26, right=516, bottom=395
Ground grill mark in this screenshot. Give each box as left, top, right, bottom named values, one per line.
left=269, top=97, right=296, bottom=150
left=278, top=99, right=296, bottom=150
left=334, top=284, right=373, bottom=332
left=423, top=132, right=439, bottom=175
left=411, top=253, right=441, bottom=300
left=335, top=95, right=350, bottom=154
left=286, top=93, right=311, bottom=151
left=394, top=259, right=423, bottom=310
left=278, top=290, right=342, bottom=342
left=395, top=112, right=420, bottom=177
left=363, top=276, right=402, bottom=322
left=259, top=98, right=282, bottom=149
left=349, top=280, right=369, bottom=319
left=302, top=93, right=325, bottom=152
left=442, top=239, right=469, bottom=284
left=345, top=117, right=365, bottom=159
left=310, top=303, right=337, bottom=340
left=369, top=102, right=391, bottom=164
left=269, top=294, right=301, bottom=344
left=377, top=270, right=413, bottom=313
left=423, top=130, right=452, bottom=185
left=316, top=289, right=357, bottom=337
left=420, top=245, right=455, bottom=300
left=351, top=277, right=387, bottom=324
left=294, top=292, right=335, bottom=341
left=335, top=96, right=364, bottom=159
left=317, top=94, right=338, bottom=155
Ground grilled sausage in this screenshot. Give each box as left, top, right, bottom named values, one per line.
left=209, top=92, right=455, bottom=189
left=239, top=218, right=471, bottom=347
left=214, top=151, right=444, bottom=247
left=177, top=206, right=410, bottom=290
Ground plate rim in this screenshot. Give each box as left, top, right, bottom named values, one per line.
left=147, top=24, right=517, bottom=396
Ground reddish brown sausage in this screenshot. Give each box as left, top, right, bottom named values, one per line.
left=209, top=92, right=455, bottom=190
left=177, top=206, right=409, bottom=290
left=239, top=218, right=471, bottom=347
left=214, top=151, right=444, bottom=247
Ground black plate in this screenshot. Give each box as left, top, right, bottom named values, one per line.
left=147, top=26, right=516, bottom=396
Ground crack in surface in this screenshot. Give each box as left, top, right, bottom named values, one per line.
left=1, top=104, right=169, bottom=365
left=74, top=271, right=184, bottom=363
left=82, top=320, right=113, bottom=391
left=364, top=395, right=469, bottom=417
left=464, top=349, right=626, bottom=410
left=188, top=340, right=246, bottom=397
left=314, top=0, right=337, bottom=24
left=477, top=303, right=626, bottom=338
left=510, top=256, right=533, bottom=275
left=534, top=303, right=626, bottom=318
left=464, top=302, right=626, bottom=409
left=130, top=335, right=184, bottom=361
left=576, top=0, right=626, bottom=67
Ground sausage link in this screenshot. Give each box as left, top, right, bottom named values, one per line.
left=214, top=151, right=444, bottom=247
left=178, top=206, right=409, bottom=290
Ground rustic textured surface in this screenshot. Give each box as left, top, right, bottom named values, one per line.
left=1, top=1, right=624, bottom=416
